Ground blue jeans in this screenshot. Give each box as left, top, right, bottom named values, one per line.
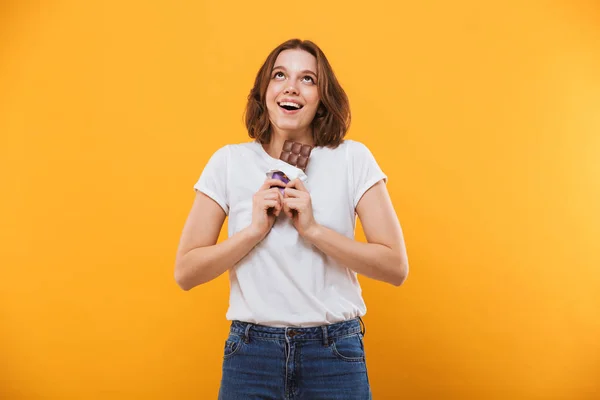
left=218, top=317, right=372, bottom=400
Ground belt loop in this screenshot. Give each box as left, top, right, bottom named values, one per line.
left=321, top=325, right=329, bottom=346
left=358, top=316, right=366, bottom=337
left=244, top=323, right=252, bottom=343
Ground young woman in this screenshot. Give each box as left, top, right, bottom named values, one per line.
left=175, top=38, right=409, bottom=400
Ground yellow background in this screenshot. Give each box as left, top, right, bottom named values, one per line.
left=1, top=1, right=599, bottom=399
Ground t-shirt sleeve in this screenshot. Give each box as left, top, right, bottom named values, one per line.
left=193, top=145, right=230, bottom=215
left=350, top=141, right=388, bottom=209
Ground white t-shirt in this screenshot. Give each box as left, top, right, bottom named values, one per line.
left=194, top=139, right=387, bottom=327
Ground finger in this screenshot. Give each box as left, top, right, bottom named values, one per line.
left=286, top=178, right=307, bottom=192
left=274, top=202, right=282, bottom=216
left=269, top=187, right=286, bottom=195
left=263, top=192, right=279, bottom=200
left=259, top=179, right=288, bottom=191
left=282, top=201, right=294, bottom=218
left=284, top=199, right=302, bottom=211
left=267, top=178, right=288, bottom=187
left=283, top=187, right=302, bottom=198
left=263, top=199, right=278, bottom=210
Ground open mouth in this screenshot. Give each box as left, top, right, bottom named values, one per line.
left=278, top=101, right=303, bottom=111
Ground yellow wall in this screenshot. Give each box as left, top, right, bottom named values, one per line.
left=1, top=1, right=599, bottom=399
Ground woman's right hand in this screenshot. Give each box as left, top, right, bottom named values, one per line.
left=248, top=178, right=286, bottom=240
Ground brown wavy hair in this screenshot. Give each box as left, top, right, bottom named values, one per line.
left=244, top=39, right=351, bottom=148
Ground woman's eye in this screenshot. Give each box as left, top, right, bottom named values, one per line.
left=274, top=71, right=285, bottom=79
left=302, top=76, right=315, bottom=83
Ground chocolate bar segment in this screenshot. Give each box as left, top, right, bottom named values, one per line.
left=279, top=140, right=313, bottom=171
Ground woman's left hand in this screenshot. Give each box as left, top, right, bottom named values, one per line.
left=283, top=178, right=320, bottom=237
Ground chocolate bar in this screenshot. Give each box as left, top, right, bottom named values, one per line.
left=279, top=140, right=313, bottom=172
left=267, top=140, right=313, bottom=195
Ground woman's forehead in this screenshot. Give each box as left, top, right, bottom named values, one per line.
left=273, top=49, right=317, bottom=72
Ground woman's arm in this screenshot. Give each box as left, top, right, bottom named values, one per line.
left=175, top=178, right=287, bottom=290
left=302, top=180, right=409, bottom=286
left=174, top=191, right=263, bottom=291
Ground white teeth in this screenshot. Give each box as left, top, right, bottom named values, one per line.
left=279, top=101, right=302, bottom=109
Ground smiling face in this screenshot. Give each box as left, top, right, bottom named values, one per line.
left=265, top=49, right=320, bottom=138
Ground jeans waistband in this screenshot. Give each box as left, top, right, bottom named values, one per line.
left=229, top=317, right=365, bottom=344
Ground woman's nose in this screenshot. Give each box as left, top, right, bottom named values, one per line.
left=283, top=85, right=299, bottom=95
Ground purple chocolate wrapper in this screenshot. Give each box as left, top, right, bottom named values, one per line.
left=267, top=170, right=289, bottom=195
left=272, top=171, right=290, bottom=184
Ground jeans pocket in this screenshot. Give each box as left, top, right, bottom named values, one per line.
left=330, top=333, right=366, bottom=362
left=223, top=334, right=243, bottom=360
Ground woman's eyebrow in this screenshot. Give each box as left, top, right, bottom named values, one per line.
left=273, top=66, right=317, bottom=76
